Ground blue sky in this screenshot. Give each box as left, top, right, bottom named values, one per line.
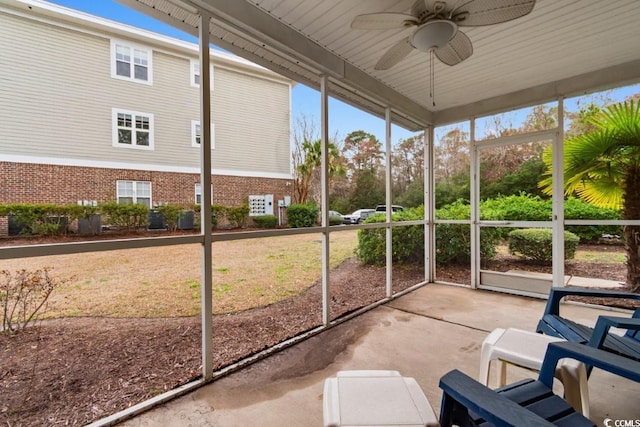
left=48, top=0, right=638, bottom=145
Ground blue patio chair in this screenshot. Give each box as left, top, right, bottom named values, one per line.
left=439, top=341, right=640, bottom=427
left=536, top=287, right=640, bottom=362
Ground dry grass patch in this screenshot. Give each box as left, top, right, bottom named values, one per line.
left=573, top=245, right=626, bottom=263
left=0, top=231, right=359, bottom=318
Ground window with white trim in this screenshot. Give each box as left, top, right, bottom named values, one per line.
left=111, top=40, right=152, bottom=84
left=113, top=109, right=154, bottom=150
left=194, top=183, right=213, bottom=205
left=117, top=180, right=151, bottom=207
left=191, top=120, right=215, bottom=148
left=189, top=59, right=214, bottom=88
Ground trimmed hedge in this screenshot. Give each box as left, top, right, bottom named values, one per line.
left=155, top=204, right=184, bottom=231
left=356, top=204, right=498, bottom=266
left=356, top=208, right=424, bottom=266
left=508, top=228, right=580, bottom=264
left=436, top=201, right=499, bottom=265
left=479, top=194, right=621, bottom=242
left=564, top=197, right=621, bottom=242
left=287, top=203, right=319, bottom=228
left=100, top=202, right=149, bottom=231
left=211, top=204, right=227, bottom=229
left=253, top=214, right=278, bottom=228
left=227, top=205, right=250, bottom=229
left=0, top=203, right=75, bottom=236
left=180, top=203, right=250, bottom=230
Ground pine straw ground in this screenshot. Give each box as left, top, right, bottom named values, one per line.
left=1, top=243, right=637, bottom=426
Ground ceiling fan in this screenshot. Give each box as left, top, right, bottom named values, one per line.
left=351, top=0, right=536, bottom=70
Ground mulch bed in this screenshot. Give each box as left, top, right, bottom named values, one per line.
left=0, top=259, right=422, bottom=426
left=1, top=244, right=637, bottom=426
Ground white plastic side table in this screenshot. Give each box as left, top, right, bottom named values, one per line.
left=479, top=327, right=590, bottom=417
left=323, top=370, right=439, bottom=427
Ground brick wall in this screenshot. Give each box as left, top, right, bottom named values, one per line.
left=0, top=161, right=292, bottom=213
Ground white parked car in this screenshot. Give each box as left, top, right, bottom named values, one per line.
left=343, top=209, right=376, bottom=224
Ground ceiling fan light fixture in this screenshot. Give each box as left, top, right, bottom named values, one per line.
left=411, top=20, right=457, bottom=52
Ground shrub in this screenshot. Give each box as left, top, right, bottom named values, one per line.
left=356, top=201, right=497, bottom=265
left=0, top=203, right=72, bottom=236
left=356, top=226, right=387, bottom=265
left=356, top=205, right=495, bottom=266
left=508, top=228, right=580, bottom=264
left=68, top=204, right=102, bottom=235
left=384, top=208, right=426, bottom=264
left=100, top=202, right=149, bottom=231
left=253, top=214, right=278, bottom=228
left=1, top=268, right=69, bottom=333
left=155, top=203, right=184, bottom=231
left=287, top=203, right=319, bottom=228
left=480, top=194, right=551, bottom=222
left=190, top=204, right=226, bottom=230
left=436, top=201, right=498, bottom=265
left=479, top=194, right=551, bottom=240
left=479, top=194, right=621, bottom=242
left=212, top=204, right=227, bottom=229
left=66, top=203, right=99, bottom=221
left=227, top=205, right=249, bottom=229
left=564, top=197, right=621, bottom=242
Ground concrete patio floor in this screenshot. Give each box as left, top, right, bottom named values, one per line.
left=120, top=284, right=639, bottom=427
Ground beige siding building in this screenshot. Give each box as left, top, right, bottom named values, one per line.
left=0, top=0, right=293, bottom=215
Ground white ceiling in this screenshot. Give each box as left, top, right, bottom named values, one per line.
left=120, top=0, right=640, bottom=130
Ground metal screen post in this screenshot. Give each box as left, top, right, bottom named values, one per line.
left=470, top=117, right=479, bottom=289
left=425, top=126, right=434, bottom=283
left=385, top=107, right=392, bottom=297
left=320, top=75, right=330, bottom=324
left=552, top=97, right=565, bottom=288
left=198, top=12, right=213, bottom=381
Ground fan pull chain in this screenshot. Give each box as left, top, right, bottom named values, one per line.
left=430, top=49, right=436, bottom=107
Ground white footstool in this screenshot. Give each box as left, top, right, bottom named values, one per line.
left=479, top=328, right=590, bottom=417
left=323, top=370, right=439, bottom=427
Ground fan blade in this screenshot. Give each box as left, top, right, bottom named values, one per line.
left=351, top=13, right=418, bottom=30
left=375, top=37, right=414, bottom=70
left=452, top=0, right=536, bottom=26
left=434, top=29, right=473, bottom=66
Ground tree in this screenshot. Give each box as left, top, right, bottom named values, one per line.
left=292, top=114, right=317, bottom=203
left=434, top=128, right=469, bottom=182
left=434, top=127, right=471, bottom=206
left=391, top=133, right=424, bottom=198
left=395, top=180, right=425, bottom=208
left=337, top=130, right=385, bottom=212
left=342, top=130, right=384, bottom=174
left=565, top=103, right=601, bottom=138
left=294, top=138, right=344, bottom=204
left=480, top=157, right=547, bottom=200
left=349, top=168, right=384, bottom=210
left=291, top=115, right=344, bottom=204
left=540, top=101, right=640, bottom=292
left=478, top=106, right=552, bottom=198
left=522, top=104, right=557, bottom=132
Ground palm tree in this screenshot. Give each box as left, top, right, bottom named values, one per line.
left=294, top=139, right=345, bottom=204
left=541, top=101, right=640, bottom=292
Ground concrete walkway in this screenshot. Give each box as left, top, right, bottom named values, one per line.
left=120, top=284, right=639, bottom=427
left=507, top=270, right=625, bottom=288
